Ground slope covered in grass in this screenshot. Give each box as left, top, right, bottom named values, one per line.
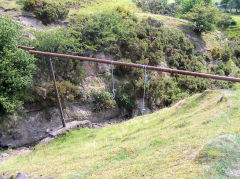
left=224, top=14, right=240, bottom=40
left=1, top=88, right=240, bottom=178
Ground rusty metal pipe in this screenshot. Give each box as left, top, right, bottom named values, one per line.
left=28, top=50, right=240, bottom=83
left=18, top=45, right=35, bottom=50
left=48, top=57, right=66, bottom=128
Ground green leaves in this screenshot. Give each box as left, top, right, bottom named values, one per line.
left=0, top=17, right=35, bottom=113
left=184, top=2, right=219, bottom=33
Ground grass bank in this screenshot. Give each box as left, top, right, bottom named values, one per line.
left=1, top=88, right=240, bottom=178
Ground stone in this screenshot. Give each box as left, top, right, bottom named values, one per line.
left=16, top=173, right=28, bottom=179
left=39, top=137, right=54, bottom=145
left=0, top=153, right=8, bottom=158
left=35, top=87, right=47, bottom=99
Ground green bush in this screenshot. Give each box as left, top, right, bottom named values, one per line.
left=216, top=61, right=232, bottom=76
left=147, top=78, right=185, bottom=109
left=23, top=0, right=37, bottom=11
left=217, top=14, right=237, bottom=28
left=115, top=82, right=137, bottom=112
left=134, top=0, right=179, bottom=16
left=0, top=17, right=35, bottom=113
left=221, top=49, right=231, bottom=62
left=46, top=81, right=81, bottom=106
left=179, top=0, right=212, bottom=14
left=23, top=0, right=69, bottom=24
left=91, top=90, right=116, bottom=112
left=211, top=47, right=222, bottom=60
left=35, top=2, right=69, bottom=25
left=30, top=29, right=85, bottom=84
left=184, top=2, right=219, bottom=33
left=116, top=93, right=136, bottom=113
left=114, top=59, right=133, bottom=76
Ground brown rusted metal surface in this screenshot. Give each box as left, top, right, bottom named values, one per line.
left=27, top=49, right=240, bottom=83
left=48, top=57, right=66, bottom=128
left=18, top=45, right=35, bottom=50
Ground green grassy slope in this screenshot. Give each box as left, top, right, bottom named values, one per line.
left=1, top=88, right=240, bottom=178
left=224, top=14, right=240, bottom=40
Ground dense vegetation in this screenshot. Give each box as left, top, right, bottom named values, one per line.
left=0, top=16, right=35, bottom=113
left=1, top=0, right=240, bottom=115
left=220, top=0, right=240, bottom=12
left=134, top=0, right=237, bottom=33
left=184, top=2, right=219, bottom=32
left=23, top=0, right=69, bottom=24
left=134, top=0, right=179, bottom=16
left=26, top=8, right=237, bottom=114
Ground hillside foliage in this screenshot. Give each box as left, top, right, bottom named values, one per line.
left=26, top=7, right=237, bottom=113
left=23, top=0, right=69, bottom=24
left=0, top=16, right=35, bottom=113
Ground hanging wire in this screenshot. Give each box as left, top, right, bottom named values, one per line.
left=111, top=61, right=116, bottom=99
left=142, top=65, right=149, bottom=115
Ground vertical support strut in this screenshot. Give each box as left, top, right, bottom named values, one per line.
left=48, top=57, right=66, bottom=127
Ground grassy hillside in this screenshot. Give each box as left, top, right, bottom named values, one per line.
left=224, top=14, right=240, bottom=39
left=1, top=87, right=240, bottom=178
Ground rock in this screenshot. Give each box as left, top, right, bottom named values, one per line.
left=24, top=32, right=36, bottom=40
left=132, top=99, right=151, bottom=117
left=0, top=101, right=121, bottom=148
left=88, top=134, right=96, bottom=138
left=12, top=132, right=22, bottom=140
left=35, top=87, right=47, bottom=99
left=16, top=173, right=28, bottom=179
left=39, top=137, right=54, bottom=145
left=47, top=120, right=93, bottom=138
left=0, top=153, right=8, bottom=158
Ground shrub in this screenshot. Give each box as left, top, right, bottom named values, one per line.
left=46, top=81, right=81, bottom=106
left=184, top=2, right=219, bottom=33
left=221, top=49, right=231, bottom=62
left=216, top=61, right=232, bottom=76
left=23, top=0, right=37, bottom=11
left=179, top=0, right=212, bottom=14
left=0, top=17, right=35, bottom=113
left=114, top=59, right=133, bottom=76
left=211, top=47, right=222, bottom=60
left=234, top=47, right=240, bottom=58
left=115, top=82, right=137, bottom=112
left=115, top=93, right=136, bottom=112
left=176, top=75, right=207, bottom=93
left=23, top=0, right=69, bottom=24
left=217, top=14, right=237, bottom=28
left=147, top=78, right=185, bottom=109
left=30, top=29, right=85, bottom=84
left=134, top=0, right=179, bottom=16
left=35, top=2, right=69, bottom=25
left=91, top=90, right=116, bottom=112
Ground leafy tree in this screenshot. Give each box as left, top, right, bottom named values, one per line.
left=220, top=0, right=231, bottom=10
left=184, top=2, right=219, bottom=33
left=236, top=0, right=240, bottom=12
left=0, top=16, right=35, bottom=113
left=220, top=0, right=240, bottom=12
left=179, top=0, right=212, bottom=14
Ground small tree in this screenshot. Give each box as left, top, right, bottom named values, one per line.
left=184, top=2, right=219, bottom=33
left=0, top=16, right=35, bottom=113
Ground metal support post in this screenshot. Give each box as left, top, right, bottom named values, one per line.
left=48, top=57, right=66, bottom=127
